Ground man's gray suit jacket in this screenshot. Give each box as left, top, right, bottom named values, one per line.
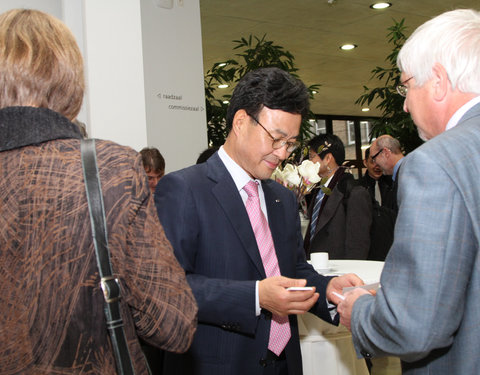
left=350, top=102, right=480, bottom=374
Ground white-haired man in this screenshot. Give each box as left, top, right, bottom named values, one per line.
left=338, top=9, right=480, bottom=374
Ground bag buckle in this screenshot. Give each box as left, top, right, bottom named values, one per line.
left=101, top=276, right=121, bottom=303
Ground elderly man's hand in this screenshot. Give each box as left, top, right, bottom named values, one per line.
left=338, top=288, right=372, bottom=330
left=326, top=273, right=363, bottom=305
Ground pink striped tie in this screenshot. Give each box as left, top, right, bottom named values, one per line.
left=244, top=180, right=291, bottom=355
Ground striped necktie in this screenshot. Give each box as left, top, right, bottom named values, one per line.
left=243, top=180, right=291, bottom=355
left=310, top=189, right=325, bottom=242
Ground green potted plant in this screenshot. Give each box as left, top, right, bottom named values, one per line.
left=204, top=34, right=319, bottom=147
left=356, top=19, right=423, bottom=154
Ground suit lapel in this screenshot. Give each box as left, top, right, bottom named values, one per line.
left=207, top=155, right=266, bottom=277
left=315, top=190, right=342, bottom=234
left=314, top=168, right=345, bottom=237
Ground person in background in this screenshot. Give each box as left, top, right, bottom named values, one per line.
left=338, top=9, right=480, bottom=374
left=196, top=146, right=219, bottom=164
left=304, top=134, right=372, bottom=260
left=368, top=135, right=404, bottom=216
left=155, top=67, right=363, bottom=375
left=140, top=146, right=165, bottom=193
left=360, top=147, right=393, bottom=207
left=0, top=9, right=197, bottom=374
left=358, top=147, right=395, bottom=261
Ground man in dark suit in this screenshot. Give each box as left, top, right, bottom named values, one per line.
left=303, top=134, right=372, bottom=260
left=359, top=147, right=393, bottom=207
left=368, top=135, right=404, bottom=216
left=359, top=147, right=395, bottom=260
left=338, top=9, right=480, bottom=374
left=155, top=67, right=362, bottom=375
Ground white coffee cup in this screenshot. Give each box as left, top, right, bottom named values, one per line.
left=310, top=252, right=329, bottom=271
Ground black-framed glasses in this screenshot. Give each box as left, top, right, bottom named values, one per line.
left=247, top=113, right=300, bottom=152
left=371, top=148, right=384, bottom=161
left=396, top=76, right=414, bottom=97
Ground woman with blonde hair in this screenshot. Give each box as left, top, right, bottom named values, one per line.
left=0, top=9, right=197, bottom=374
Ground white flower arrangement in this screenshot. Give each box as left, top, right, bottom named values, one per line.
left=271, top=159, right=321, bottom=195
left=271, top=144, right=331, bottom=216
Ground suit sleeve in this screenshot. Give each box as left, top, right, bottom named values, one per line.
left=154, top=172, right=258, bottom=335
left=350, top=149, right=472, bottom=361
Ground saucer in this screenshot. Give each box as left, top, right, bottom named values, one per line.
left=315, top=267, right=333, bottom=273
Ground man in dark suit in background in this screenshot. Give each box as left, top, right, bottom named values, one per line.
left=359, top=147, right=393, bottom=207
left=359, top=147, right=395, bottom=260
left=368, top=135, right=404, bottom=216
left=303, top=134, right=372, bottom=260
left=155, top=67, right=362, bottom=375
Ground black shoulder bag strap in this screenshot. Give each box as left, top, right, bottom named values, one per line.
left=81, top=138, right=136, bottom=375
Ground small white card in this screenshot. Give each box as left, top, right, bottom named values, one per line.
left=343, top=282, right=380, bottom=293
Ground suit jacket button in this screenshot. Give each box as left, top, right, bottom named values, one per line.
left=361, top=351, right=372, bottom=358
left=259, top=359, right=267, bottom=367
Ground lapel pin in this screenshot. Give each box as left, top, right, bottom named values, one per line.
left=275, top=199, right=281, bottom=203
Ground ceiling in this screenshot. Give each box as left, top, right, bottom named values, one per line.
left=199, top=0, right=478, bottom=117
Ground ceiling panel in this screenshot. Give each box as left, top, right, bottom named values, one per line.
left=200, top=0, right=479, bottom=116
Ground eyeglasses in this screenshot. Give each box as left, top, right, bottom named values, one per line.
left=370, top=148, right=384, bottom=161
left=247, top=113, right=300, bottom=152
left=396, top=76, right=414, bottom=97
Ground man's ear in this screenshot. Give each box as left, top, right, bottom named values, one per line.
left=432, top=63, right=449, bottom=102
left=363, top=159, right=368, bottom=168
left=232, top=109, right=248, bottom=135
left=324, top=152, right=333, bottom=166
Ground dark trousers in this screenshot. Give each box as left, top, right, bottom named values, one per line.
left=140, top=339, right=164, bottom=375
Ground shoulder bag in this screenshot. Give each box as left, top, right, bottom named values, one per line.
left=81, top=138, right=136, bottom=375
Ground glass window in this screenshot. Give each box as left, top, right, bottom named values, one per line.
left=347, top=121, right=370, bottom=145
left=309, top=119, right=326, bottom=135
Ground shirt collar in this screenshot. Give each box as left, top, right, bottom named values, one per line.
left=218, top=146, right=260, bottom=191
left=445, top=95, right=480, bottom=131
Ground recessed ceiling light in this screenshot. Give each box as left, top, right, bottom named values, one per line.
left=340, top=44, right=357, bottom=51
left=370, top=2, right=392, bottom=10
left=362, top=107, right=370, bottom=112
left=217, top=84, right=229, bottom=89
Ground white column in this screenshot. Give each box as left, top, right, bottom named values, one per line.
left=140, top=0, right=208, bottom=172
left=82, top=0, right=148, bottom=150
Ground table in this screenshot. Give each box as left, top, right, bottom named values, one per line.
left=299, top=260, right=401, bottom=375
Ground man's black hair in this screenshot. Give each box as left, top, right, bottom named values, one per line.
left=308, top=133, right=345, bottom=165
left=226, top=67, right=310, bottom=130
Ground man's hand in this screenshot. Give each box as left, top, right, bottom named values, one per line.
left=326, top=273, right=364, bottom=305
left=337, top=288, right=371, bottom=330
left=259, top=276, right=319, bottom=316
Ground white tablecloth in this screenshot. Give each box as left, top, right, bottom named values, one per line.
left=300, top=260, right=389, bottom=375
